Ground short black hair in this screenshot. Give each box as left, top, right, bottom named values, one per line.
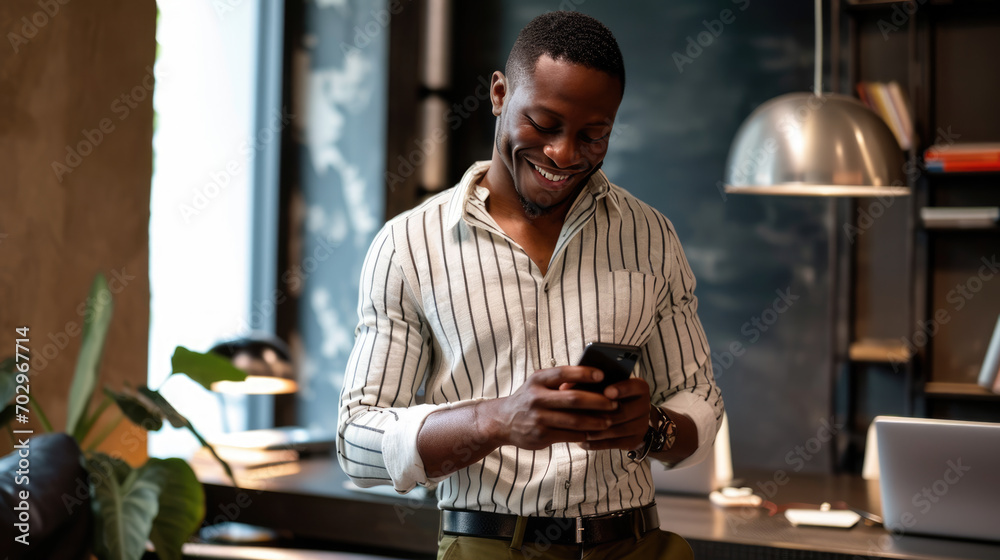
left=505, top=11, right=625, bottom=93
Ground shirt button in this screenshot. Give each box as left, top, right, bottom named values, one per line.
left=550, top=359, right=556, bottom=367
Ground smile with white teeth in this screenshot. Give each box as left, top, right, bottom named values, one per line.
left=533, top=163, right=569, bottom=182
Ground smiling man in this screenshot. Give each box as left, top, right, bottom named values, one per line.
left=338, top=11, right=723, bottom=559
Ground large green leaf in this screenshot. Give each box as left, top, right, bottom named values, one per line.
left=68, top=274, right=114, bottom=439
left=89, top=453, right=160, bottom=560
left=169, top=346, right=246, bottom=391
left=137, top=386, right=186, bottom=429
left=106, top=387, right=164, bottom=432
left=146, top=458, right=205, bottom=560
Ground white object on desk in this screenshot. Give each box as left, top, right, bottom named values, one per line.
left=785, top=507, right=861, bottom=529
left=709, top=488, right=762, bottom=508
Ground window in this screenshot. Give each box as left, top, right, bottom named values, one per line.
left=148, top=0, right=279, bottom=457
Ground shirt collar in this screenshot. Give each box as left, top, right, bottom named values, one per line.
left=445, top=161, right=617, bottom=231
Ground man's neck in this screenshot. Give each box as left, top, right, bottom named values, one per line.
left=479, top=157, right=586, bottom=275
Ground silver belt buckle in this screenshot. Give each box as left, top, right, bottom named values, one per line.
left=575, top=516, right=584, bottom=544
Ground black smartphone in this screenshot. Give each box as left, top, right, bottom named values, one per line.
left=573, top=342, right=641, bottom=393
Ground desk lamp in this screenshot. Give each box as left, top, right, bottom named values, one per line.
left=208, top=336, right=297, bottom=396
left=208, top=335, right=336, bottom=456
left=723, top=0, right=910, bottom=473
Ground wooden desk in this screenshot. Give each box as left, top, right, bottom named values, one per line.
left=198, top=458, right=1000, bottom=559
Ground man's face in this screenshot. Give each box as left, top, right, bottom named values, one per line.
left=491, top=55, right=622, bottom=218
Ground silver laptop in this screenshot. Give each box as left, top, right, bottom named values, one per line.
left=875, top=416, right=1000, bottom=542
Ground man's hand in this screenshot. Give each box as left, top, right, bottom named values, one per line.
left=481, top=366, right=620, bottom=450
left=418, top=368, right=658, bottom=480
left=579, top=377, right=651, bottom=452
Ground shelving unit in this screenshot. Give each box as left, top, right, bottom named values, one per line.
left=836, top=0, right=1000, bottom=471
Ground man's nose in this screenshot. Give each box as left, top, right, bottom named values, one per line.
left=543, top=134, right=583, bottom=169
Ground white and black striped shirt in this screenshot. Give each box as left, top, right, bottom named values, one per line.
left=338, top=161, right=724, bottom=517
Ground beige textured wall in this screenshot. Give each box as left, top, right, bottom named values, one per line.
left=0, top=0, right=156, bottom=464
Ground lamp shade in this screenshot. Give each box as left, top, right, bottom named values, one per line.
left=208, top=336, right=298, bottom=395
left=724, top=93, right=909, bottom=197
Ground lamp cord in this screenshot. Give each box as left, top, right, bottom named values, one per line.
left=815, top=0, right=823, bottom=96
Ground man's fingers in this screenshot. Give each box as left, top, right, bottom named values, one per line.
left=533, top=365, right=604, bottom=389
left=585, top=415, right=647, bottom=440
left=537, top=410, right=612, bottom=432
left=602, top=377, right=649, bottom=400
left=508, top=411, right=610, bottom=448
left=534, top=386, right=617, bottom=411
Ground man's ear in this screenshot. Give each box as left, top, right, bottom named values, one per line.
left=490, top=71, right=507, bottom=116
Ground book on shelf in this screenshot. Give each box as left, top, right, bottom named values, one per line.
left=920, top=207, right=1000, bottom=229
left=978, top=313, right=1000, bottom=394
left=856, top=81, right=912, bottom=150
left=924, top=142, right=1000, bottom=173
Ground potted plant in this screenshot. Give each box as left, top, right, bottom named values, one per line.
left=1, top=273, right=247, bottom=560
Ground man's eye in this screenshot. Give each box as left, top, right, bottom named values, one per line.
left=527, top=117, right=558, bottom=133
left=582, top=133, right=610, bottom=144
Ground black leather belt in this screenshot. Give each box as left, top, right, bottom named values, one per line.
left=441, top=503, right=659, bottom=546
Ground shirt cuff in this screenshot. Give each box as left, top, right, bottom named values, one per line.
left=381, top=399, right=483, bottom=493
left=658, top=391, right=722, bottom=470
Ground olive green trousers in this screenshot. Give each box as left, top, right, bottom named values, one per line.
left=437, top=529, right=694, bottom=559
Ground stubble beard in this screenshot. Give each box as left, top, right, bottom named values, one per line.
left=517, top=191, right=545, bottom=219
left=496, top=129, right=555, bottom=220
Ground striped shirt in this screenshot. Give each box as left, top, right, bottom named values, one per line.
left=338, top=161, right=724, bottom=517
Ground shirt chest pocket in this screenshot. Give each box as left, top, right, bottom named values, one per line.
left=596, top=270, right=662, bottom=347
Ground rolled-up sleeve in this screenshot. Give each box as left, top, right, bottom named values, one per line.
left=337, top=225, right=447, bottom=493
left=641, top=219, right=725, bottom=470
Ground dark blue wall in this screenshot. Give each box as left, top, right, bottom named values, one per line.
left=297, top=0, right=842, bottom=475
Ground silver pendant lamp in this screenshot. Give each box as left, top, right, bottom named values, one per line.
left=723, top=0, right=909, bottom=197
